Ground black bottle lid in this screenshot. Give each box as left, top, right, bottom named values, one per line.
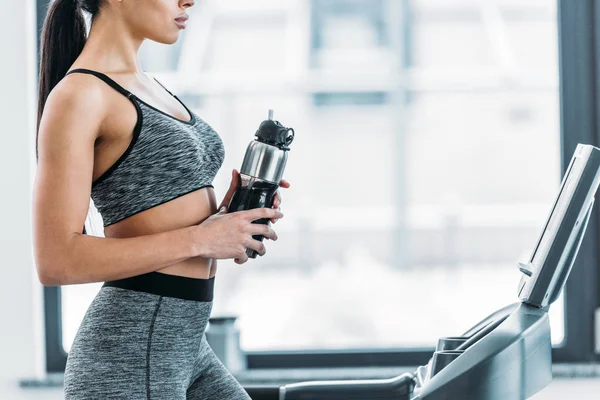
left=255, top=110, right=294, bottom=150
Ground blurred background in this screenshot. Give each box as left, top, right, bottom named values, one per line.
left=2, top=0, right=600, bottom=399
left=69, top=0, right=564, bottom=352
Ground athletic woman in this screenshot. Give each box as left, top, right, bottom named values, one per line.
left=32, top=0, right=288, bottom=398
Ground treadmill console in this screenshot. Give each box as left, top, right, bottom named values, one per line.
left=518, top=144, right=600, bottom=308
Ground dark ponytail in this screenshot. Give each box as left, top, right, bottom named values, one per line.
left=36, top=0, right=102, bottom=161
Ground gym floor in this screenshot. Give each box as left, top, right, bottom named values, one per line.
left=1, top=376, right=599, bottom=399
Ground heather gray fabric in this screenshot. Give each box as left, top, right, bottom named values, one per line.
left=63, top=286, right=251, bottom=400
left=64, top=68, right=226, bottom=227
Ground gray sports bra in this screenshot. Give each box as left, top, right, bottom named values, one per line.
left=65, top=68, right=225, bottom=228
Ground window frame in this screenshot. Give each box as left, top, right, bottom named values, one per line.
left=39, top=0, right=600, bottom=374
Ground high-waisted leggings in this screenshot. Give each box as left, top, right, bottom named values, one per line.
left=63, top=271, right=251, bottom=400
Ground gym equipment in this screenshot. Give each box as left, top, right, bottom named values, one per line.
left=246, top=143, right=600, bottom=400
left=227, top=109, right=295, bottom=259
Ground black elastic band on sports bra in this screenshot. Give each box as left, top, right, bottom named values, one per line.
left=153, top=77, right=175, bottom=97
left=66, top=68, right=134, bottom=99
left=66, top=68, right=195, bottom=125
left=103, top=271, right=215, bottom=302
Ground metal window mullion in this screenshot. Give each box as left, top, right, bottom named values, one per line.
left=554, top=0, right=600, bottom=363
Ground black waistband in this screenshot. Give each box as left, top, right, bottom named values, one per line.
left=102, top=271, right=215, bottom=302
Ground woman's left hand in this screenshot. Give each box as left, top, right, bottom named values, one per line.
left=217, top=169, right=290, bottom=226
left=270, top=179, right=290, bottom=225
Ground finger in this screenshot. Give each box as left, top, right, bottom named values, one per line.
left=279, top=179, right=291, bottom=188
left=219, top=169, right=240, bottom=209
left=236, top=249, right=249, bottom=264
left=272, top=206, right=282, bottom=223
left=244, top=238, right=267, bottom=256
left=272, top=192, right=281, bottom=208
left=240, top=207, right=283, bottom=222
left=247, top=224, right=278, bottom=241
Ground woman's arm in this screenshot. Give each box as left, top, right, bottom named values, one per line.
left=32, top=75, right=206, bottom=286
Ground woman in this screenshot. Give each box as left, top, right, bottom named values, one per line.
left=32, top=0, right=288, bottom=398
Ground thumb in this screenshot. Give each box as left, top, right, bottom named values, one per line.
left=229, top=169, right=239, bottom=190
left=221, top=170, right=239, bottom=209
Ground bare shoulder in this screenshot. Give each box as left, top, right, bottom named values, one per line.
left=40, top=72, right=110, bottom=141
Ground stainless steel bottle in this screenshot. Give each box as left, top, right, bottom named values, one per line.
left=227, top=109, right=295, bottom=258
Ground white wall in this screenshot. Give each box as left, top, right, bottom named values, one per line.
left=0, top=0, right=47, bottom=396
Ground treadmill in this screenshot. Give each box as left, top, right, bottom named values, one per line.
left=259, top=143, right=600, bottom=400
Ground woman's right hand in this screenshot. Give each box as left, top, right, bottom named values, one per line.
left=193, top=206, right=284, bottom=264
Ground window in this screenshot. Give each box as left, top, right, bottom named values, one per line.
left=311, top=0, right=388, bottom=50
left=41, top=0, right=600, bottom=372
left=313, top=91, right=389, bottom=106
left=311, top=0, right=392, bottom=71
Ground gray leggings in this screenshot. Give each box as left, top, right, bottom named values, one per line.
left=64, top=272, right=251, bottom=400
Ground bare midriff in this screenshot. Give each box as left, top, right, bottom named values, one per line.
left=103, top=187, right=218, bottom=279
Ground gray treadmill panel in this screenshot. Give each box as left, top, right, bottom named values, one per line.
left=518, top=144, right=600, bottom=308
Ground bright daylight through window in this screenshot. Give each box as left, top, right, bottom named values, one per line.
left=60, top=0, right=564, bottom=353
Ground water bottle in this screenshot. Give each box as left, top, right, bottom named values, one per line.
left=227, top=109, right=295, bottom=259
